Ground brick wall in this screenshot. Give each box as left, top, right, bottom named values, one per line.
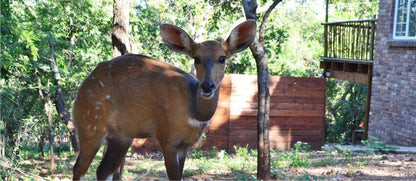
left=131, top=74, right=326, bottom=154
left=370, top=0, right=416, bottom=146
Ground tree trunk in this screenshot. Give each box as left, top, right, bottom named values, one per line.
left=112, top=0, right=136, bottom=57
left=111, top=0, right=135, bottom=178
left=36, top=70, right=55, bottom=169
left=242, top=0, right=281, bottom=179
left=38, top=128, right=45, bottom=157
left=48, top=42, right=79, bottom=153
left=46, top=96, right=55, bottom=170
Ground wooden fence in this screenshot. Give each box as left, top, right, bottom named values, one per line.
left=131, top=74, right=326, bottom=153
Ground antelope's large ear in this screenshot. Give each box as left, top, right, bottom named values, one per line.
left=160, top=24, right=195, bottom=56
left=223, top=20, right=257, bottom=55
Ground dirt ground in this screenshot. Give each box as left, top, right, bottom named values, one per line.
left=281, top=152, right=416, bottom=180
left=14, top=151, right=416, bottom=180
left=121, top=151, right=416, bottom=180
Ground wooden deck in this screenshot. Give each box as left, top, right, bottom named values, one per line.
left=320, top=19, right=377, bottom=140
left=320, top=19, right=376, bottom=84
left=320, top=57, right=373, bottom=84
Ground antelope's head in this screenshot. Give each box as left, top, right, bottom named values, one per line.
left=160, top=20, right=257, bottom=99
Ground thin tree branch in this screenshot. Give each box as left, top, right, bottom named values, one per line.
left=259, top=0, right=282, bottom=42
left=242, top=0, right=257, bottom=20
left=19, top=0, right=37, bottom=18
left=1, top=65, right=33, bottom=84
left=195, top=5, right=212, bottom=42
left=48, top=40, right=79, bottom=152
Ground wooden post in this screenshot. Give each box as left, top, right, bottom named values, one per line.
left=363, top=65, right=372, bottom=140
left=363, top=19, right=376, bottom=140
left=325, top=0, right=329, bottom=22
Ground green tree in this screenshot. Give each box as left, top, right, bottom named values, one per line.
left=329, top=0, right=378, bottom=20
left=325, top=80, right=367, bottom=144
left=1, top=0, right=112, bottom=174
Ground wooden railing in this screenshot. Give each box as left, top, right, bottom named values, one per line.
left=322, top=19, right=377, bottom=62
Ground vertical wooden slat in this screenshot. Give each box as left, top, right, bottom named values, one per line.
left=324, top=24, right=328, bottom=58
left=369, top=20, right=376, bottom=61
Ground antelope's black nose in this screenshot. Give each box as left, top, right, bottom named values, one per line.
left=201, top=81, right=215, bottom=93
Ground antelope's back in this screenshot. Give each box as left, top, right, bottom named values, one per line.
left=72, top=54, right=197, bottom=134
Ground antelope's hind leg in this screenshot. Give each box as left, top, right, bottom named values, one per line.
left=96, top=131, right=132, bottom=180
left=73, top=128, right=106, bottom=180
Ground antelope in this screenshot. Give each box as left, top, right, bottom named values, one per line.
left=72, top=20, right=256, bottom=180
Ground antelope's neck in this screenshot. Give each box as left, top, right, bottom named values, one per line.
left=195, top=87, right=220, bottom=122
left=188, top=80, right=220, bottom=122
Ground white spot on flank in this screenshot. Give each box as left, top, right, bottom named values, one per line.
left=187, top=118, right=210, bottom=128
left=104, top=94, right=111, bottom=100
left=105, top=174, right=113, bottom=181
left=93, top=126, right=97, bottom=131
left=87, top=110, right=90, bottom=115
left=95, top=102, right=101, bottom=110
left=99, top=80, right=104, bottom=87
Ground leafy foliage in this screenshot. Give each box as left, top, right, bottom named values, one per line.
left=1, top=0, right=381, bottom=178
left=325, top=79, right=367, bottom=144
left=268, top=0, right=325, bottom=77
left=1, top=0, right=112, bottom=173
left=329, top=0, right=379, bottom=21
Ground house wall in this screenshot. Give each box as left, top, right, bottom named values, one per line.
left=370, top=0, right=416, bottom=146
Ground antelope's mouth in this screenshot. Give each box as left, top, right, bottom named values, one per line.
left=201, top=91, right=214, bottom=99
left=200, top=81, right=216, bottom=99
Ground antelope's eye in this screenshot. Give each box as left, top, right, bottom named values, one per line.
left=194, top=57, right=200, bottom=64
left=218, top=56, right=226, bottom=64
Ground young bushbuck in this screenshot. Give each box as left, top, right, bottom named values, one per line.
left=72, top=20, right=256, bottom=180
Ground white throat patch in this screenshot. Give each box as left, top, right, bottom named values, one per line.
left=187, top=118, right=210, bottom=128
left=105, top=174, right=113, bottom=181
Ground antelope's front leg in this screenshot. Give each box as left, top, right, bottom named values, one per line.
left=162, top=146, right=188, bottom=180
left=178, top=148, right=188, bottom=174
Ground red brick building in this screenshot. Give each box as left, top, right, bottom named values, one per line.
left=369, top=0, right=416, bottom=146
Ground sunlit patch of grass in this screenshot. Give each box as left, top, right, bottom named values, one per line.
left=131, top=157, right=166, bottom=179
left=13, top=142, right=407, bottom=180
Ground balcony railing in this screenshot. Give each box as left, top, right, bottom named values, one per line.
left=322, top=19, right=377, bottom=62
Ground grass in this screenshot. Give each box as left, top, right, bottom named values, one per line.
left=4, top=140, right=408, bottom=180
